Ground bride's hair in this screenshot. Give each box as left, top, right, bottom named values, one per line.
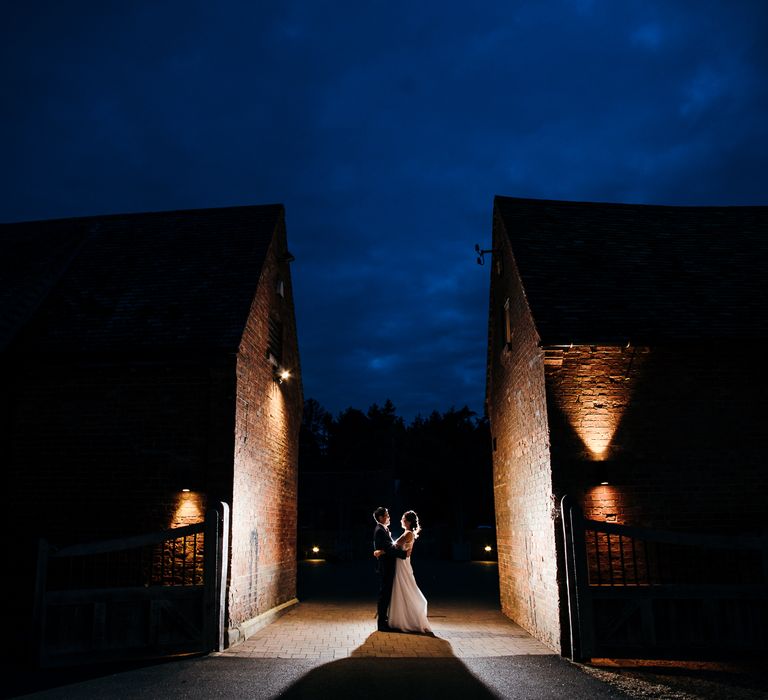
left=402, top=510, right=421, bottom=538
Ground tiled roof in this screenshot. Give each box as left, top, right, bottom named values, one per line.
left=1, top=204, right=283, bottom=353
left=494, top=196, right=768, bottom=344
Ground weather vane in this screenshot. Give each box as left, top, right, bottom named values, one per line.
left=474, top=243, right=498, bottom=265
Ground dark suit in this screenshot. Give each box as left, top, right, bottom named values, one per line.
left=374, top=522, right=407, bottom=629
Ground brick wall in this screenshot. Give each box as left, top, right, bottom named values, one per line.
left=3, top=211, right=304, bottom=659
left=548, top=344, right=766, bottom=533
left=8, top=359, right=234, bottom=543
left=4, top=357, right=236, bottom=659
left=487, top=213, right=562, bottom=653
left=229, top=219, right=303, bottom=629
left=488, top=217, right=767, bottom=656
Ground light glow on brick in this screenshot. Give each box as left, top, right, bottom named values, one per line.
left=584, top=484, right=626, bottom=523
left=581, top=428, right=615, bottom=460
left=548, top=345, right=647, bottom=461
left=171, top=490, right=204, bottom=528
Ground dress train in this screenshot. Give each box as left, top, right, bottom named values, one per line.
left=387, top=535, right=431, bottom=633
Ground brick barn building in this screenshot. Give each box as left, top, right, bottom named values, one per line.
left=2, top=204, right=302, bottom=652
left=485, top=196, right=768, bottom=654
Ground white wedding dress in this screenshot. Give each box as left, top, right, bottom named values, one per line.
left=387, top=531, right=432, bottom=633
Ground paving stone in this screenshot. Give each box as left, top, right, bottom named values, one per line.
left=216, top=599, right=553, bottom=660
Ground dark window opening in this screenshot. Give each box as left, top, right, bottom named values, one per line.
left=268, top=316, right=284, bottom=365
left=503, top=298, right=512, bottom=347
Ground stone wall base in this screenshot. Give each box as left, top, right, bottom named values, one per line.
left=226, top=598, right=299, bottom=648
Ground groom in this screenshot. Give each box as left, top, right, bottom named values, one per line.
left=372, top=506, right=407, bottom=631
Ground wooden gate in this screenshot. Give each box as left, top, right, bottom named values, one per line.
left=33, top=503, right=230, bottom=667
left=560, top=496, right=768, bottom=661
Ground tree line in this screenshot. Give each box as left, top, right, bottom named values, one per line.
left=299, top=398, right=495, bottom=537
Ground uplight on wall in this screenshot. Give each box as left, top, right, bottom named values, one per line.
left=547, top=344, right=647, bottom=461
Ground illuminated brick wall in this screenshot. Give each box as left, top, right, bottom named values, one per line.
left=3, top=206, right=303, bottom=659
left=229, top=220, right=302, bottom=632
left=7, top=225, right=304, bottom=645
left=487, top=218, right=766, bottom=655
left=548, top=344, right=766, bottom=533
left=4, top=358, right=235, bottom=661
left=486, top=214, right=562, bottom=653
left=487, top=197, right=768, bottom=657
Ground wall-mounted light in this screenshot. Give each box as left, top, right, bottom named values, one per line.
left=274, top=368, right=291, bottom=384
left=182, top=488, right=191, bottom=493
left=484, top=545, right=492, bottom=553
left=594, top=463, right=612, bottom=486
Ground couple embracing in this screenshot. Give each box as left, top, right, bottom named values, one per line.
left=372, top=506, right=432, bottom=634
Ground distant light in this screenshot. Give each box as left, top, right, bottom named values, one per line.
left=182, top=488, right=191, bottom=492
left=484, top=545, right=492, bottom=552
left=600, top=481, right=609, bottom=485
left=312, top=546, right=320, bottom=554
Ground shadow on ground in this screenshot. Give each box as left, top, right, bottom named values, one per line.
left=10, top=561, right=763, bottom=699
left=278, top=657, right=499, bottom=699
left=277, top=631, right=627, bottom=700
left=5, top=655, right=636, bottom=700
left=280, top=630, right=494, bottom=700
left=5, top=560, right=497, bottom=698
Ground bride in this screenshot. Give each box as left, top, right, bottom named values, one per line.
left=381, top=510, right=432, bottom=633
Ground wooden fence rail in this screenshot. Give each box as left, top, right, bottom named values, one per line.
left=33, top=502, right=230, bottom=667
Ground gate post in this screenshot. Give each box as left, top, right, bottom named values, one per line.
left=203, top=508, right=220, bottom=652
left=560, top=495, right=578, bottom=661
left=203, top=502, right=230, bottom=652
left=569, top=502, right=594, bottom=661
left=216, top=502, right=230, bottom=651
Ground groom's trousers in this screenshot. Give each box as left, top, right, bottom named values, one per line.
left=377, top=564, right=396, bottom=626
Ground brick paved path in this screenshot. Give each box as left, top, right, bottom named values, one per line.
left=217, top=599, right=553, bottom=661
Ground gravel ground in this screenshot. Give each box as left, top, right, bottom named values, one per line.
left=578, top=659, right=768, bottom=700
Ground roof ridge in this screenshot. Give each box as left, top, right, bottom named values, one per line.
left=494, top=195, right=768, bottom=211
left=1, top=202, right=284, bottom=228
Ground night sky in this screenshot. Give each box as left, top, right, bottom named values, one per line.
left=2, top=2, right=767, bottom=419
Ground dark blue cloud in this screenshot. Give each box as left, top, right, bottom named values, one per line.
left=2, top=1, right=767, bottom=419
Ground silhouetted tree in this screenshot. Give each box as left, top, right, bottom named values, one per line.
left=299, top=398, right=332, bottom=471
left=298, top=398, right=494, bottom=556
left=326, top=406, right=370, bottom=470
left=366, top=399, right=406, bottom=472
left=400, top=406, right=491, bottom=536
